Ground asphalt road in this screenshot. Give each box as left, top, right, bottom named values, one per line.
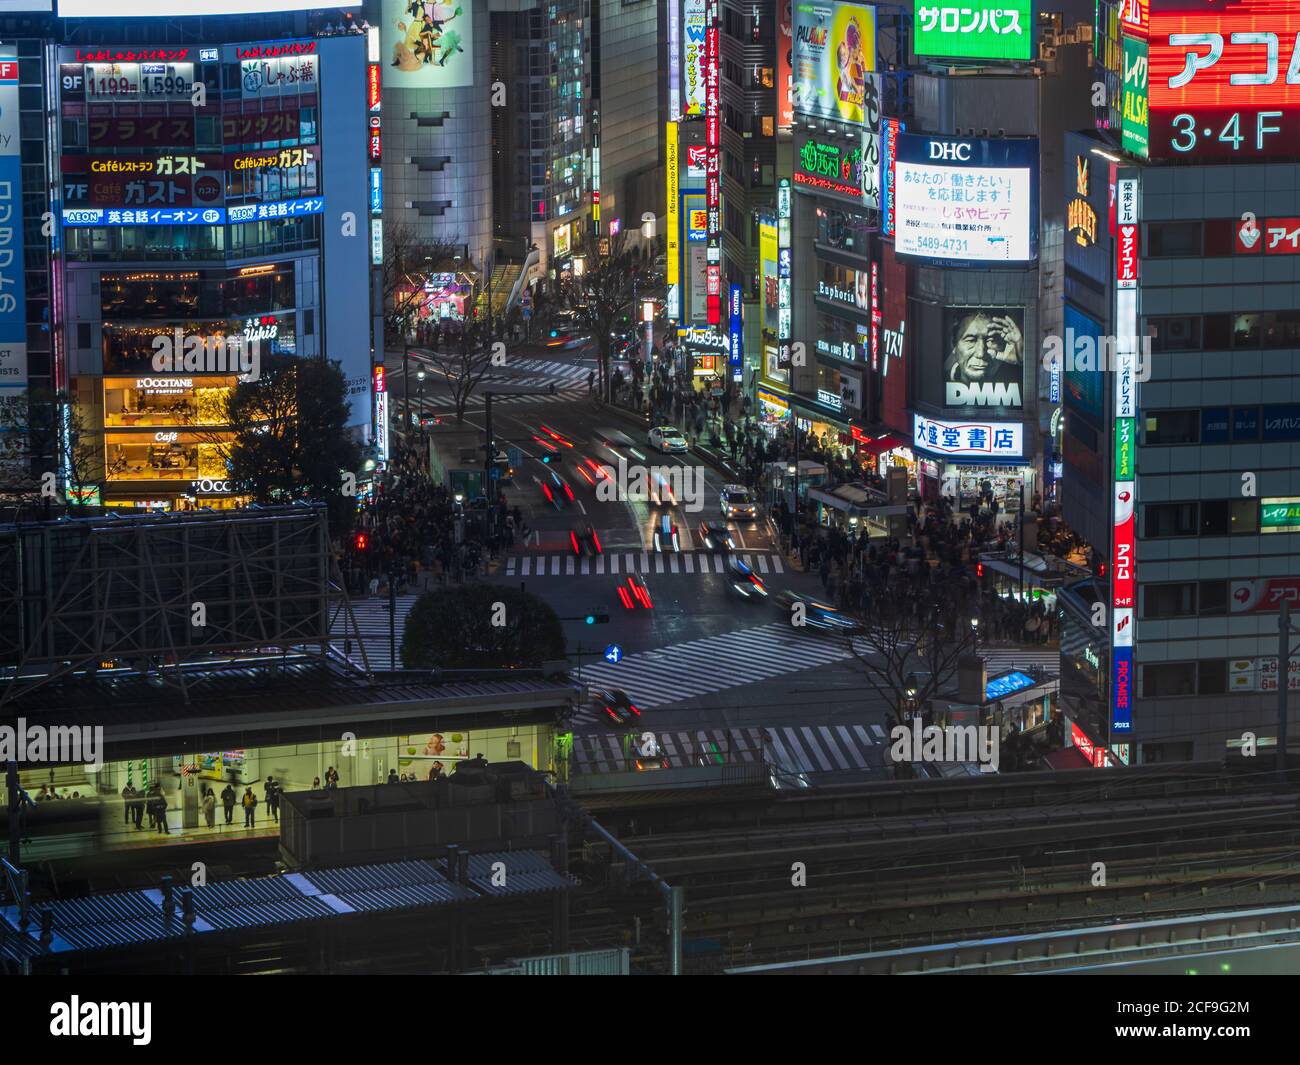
left=387, top=342, right=896, bottom=780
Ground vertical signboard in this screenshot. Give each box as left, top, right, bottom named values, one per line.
left=683, top=0, right=706, bottom=117
left=1116, top=177, right=1138, bottom=288
left=860, top=74, right=882, bottom=210
left=777, top=179, right=792, bottom=367
left=1120, top=35, right=1148, bottom=159
left=0, top=56, right=25, bottom=392
left=1112, top=173, right=1139, bottom=735
left=669, top=0, right=682, bottom=120
left=880, top=117, right=903, bottom=238
left=705, top=0, right=721, bottom=325
left=666, top=124, right=681, bottom=320
left=777, top=0, right=794, bottom=131
left=728, top=283, right=743, bottom=381
left=373, top=363, right=389, bottom=462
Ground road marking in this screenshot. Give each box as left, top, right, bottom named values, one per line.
left=610, top=553, right=620, bottom=575
left=755, top=555, right=768, bottom=574
left=596, top=554, right=605, bottom=574
left=684, top=553, right=694, bottom=573
left=772, top=555, right=784, bottom=573
left=522, top=557, right=532, bottom=576
left=669, top=555, right=680, bottom=573
left=566, top=555, right=575, bottom=575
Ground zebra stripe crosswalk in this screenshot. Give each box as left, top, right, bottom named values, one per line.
left=979, top=648, right=1059, bottom=677
left=570, top=723, right=889, bottom=776
left=328, top=595, right=419, bottom=671
left=576, top=622, right=853, bottom=709
left=507, top=552, right=784, bottom=578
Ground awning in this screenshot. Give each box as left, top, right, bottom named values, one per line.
left=1042, top=746, right=1092, bottom=771
left=856, top=432, right=906, bottom=457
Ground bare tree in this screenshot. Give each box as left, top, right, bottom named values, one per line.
left=843, top=595, right=977, bottom=731
left=381, top=223, right=463, bottom=349
left=421, top=301, right=497, bottom=424
left=0, top=390, right=102, bottom=517
left=554, top=230, right=654, bottom=403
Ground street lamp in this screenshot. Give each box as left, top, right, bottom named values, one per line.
left=416, top=368, right=426, bottom=429
left=971, top=616, right=980, bottom=656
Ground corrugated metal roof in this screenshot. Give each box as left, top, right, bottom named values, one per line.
left=6, top=660, right=576, bottom=721
left=0, top=850, right=571, bottom=960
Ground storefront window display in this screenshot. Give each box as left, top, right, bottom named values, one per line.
left=103, top=375, right=234, bottom=428
left=814, top=204, right=872, bottom=258
left=757, top=386, right=791, bottom=435
left=105, top=431, right=228, bottom=483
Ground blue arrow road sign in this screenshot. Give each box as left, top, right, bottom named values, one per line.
left=603, top=644, right=623, bottom=664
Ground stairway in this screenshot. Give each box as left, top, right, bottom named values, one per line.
left=474, top=262, right=522, bottom=319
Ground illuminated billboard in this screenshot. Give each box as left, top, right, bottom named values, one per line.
left=942, top=306, right=1026, bottom=410
left=1148, top=0, right=1300, bottom=160
left=0, top=56, right=24, bottom=391
left=793, top=134, right=867, bottom=203
left=913, top=414, right=1024, bottom=460
left=380, top=0, right=473, bottom=90
left=59, top=0, right=351, bottom=12
left=791, top=1, right=877, bottom=125
left=894, top=133, right=1038, bottom=263
left=914, top=0, right=1034, bottom=63
left=778, top=0, right=794, bottom=130
left=1121, top=36, right=1148, bottom=159
left=683, top=0, right=707, bottom=116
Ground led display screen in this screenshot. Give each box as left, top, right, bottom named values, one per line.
left=894, top=133, right=1038, bottom=263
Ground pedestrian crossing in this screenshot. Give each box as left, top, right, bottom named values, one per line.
left=328, top=595, right=419, bottom=671
left=569, top=723, right=889, bottom=776
left=505, top=551, right=785, bottom=578
left=576, top=622, right=854, bottom=710
left=420, top=386, right=586, bottom=410
left=979, top=648, right=1060, bottom=677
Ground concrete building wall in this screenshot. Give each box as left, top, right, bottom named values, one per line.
left=381, top=0, right=493, bottom=257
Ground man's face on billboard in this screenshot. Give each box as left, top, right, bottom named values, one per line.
left=953, top=314, right=998, bottom=380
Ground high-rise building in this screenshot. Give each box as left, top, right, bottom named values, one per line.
left=591, top=0, right=665, bottom=242
left=54, top=8, right=375, bottom=511
left=378, top=0, right=492, bottom=258
left=491, top=0, right=591, bottom=278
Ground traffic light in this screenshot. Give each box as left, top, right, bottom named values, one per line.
left=584, top=613, right=610, bottom=625
left=354, top=531, right=369, bottom=551
left=540, top=453, right=561, bottom=464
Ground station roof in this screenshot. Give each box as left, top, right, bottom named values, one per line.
left=0, top=851, right=573, bottom=961
left=2, top=660, right=576, bottom=761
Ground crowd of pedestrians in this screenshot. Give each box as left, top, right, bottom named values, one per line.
left=341, top=439, right=522, bottom=597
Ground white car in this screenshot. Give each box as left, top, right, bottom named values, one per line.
left=720, top=484, right=758, bottom=520
left=648, top=425, right=688, bottom=453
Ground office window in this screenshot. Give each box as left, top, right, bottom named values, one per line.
left=1146, top=221, right=1201, bottom=257
left=1199, top=580, right=1228, bottom=617
left=1145, top=502, right=1198, bottom=537
left=1204, top=313, right=1232, bottom=349
left=1143, top=662, right=1195, bottom=696
left=1197, top=659, right=1228, bottom=695
left=1143, top=582, right=1196, bottom=619
left=1232, top=498, right=1258, bottom=533
left=1148, top=316, right=1201, bottom=352
left=1144, top=409, right=1199, bottom=445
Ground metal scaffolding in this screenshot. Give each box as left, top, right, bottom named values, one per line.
left=0, top=505, right=368, bottom=706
